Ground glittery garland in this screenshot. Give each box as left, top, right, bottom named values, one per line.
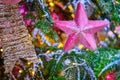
left=0, top=2, right=38, bottom=73
left=37, top=48, right=96, bottom=80
left=32, top=28, right=52, bottom=46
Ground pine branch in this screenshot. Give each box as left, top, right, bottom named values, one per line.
left=98, top=60, right=120, bottom=76
left=82, top=64, right=97, bottom=80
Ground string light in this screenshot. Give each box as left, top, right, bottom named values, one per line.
left=0, top=49, right=3, bottom=52
left=78, top=44, right=84, bottom=49
left=72, top=63, right=77, bottom=66
left=68, top=5, right=73, bottom=12
left=31, top=71, right=35, bottom=76
left=27, top=62, right=31, bottom=65
left=57, top=42, right=63, bottom=48
left=105, top=38, right=108, bottom=41
left=46, top=50, right=50, bottom=53
left=39, top=58, right=42, bottom=61
left=97, top=10, right=100, bottom=14
left=19, top=70, right=23, bottom=73
left=28, top=34, right=33, bottom=40
left=71, top=14, right=74, bottom=18
left=86, top=48, right=89, bottom=51
left=49, top=2, right=54, bottom=7
left=114, top=30, right=117, bottom=33
left=118, top=34, right=120, bottom=38
left=29, top=69, right=35, bottom=76
left=50, top=58, right=54, bottom=60
left=115, top=1, right=119, bottom=4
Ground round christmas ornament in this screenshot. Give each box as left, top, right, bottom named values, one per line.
left=24, top=19, right=34, bottom=27
left=19, top=4, right=27, bottom=15
left=99, top=70, right=115, bottom=80
left=105, top=71, right=115, bottom=80
left=12, top=64, right=23, bottom=78
left=0, top=1, right=38, bottom=73
left=1, top=0, right=21, bottom=5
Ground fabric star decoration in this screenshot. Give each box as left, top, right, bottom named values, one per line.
left=54, top=2, right=109, bottom=52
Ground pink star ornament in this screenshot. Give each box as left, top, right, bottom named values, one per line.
left=54, top=2, right=109, bottom=52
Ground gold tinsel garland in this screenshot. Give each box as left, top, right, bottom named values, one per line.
left=0, top=1, right=38, bottom=73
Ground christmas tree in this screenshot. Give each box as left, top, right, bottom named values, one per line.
left=0, top=0, right=120, bottom=80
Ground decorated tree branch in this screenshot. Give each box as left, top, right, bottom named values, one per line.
left=0, top=0, right=120, bottom=80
